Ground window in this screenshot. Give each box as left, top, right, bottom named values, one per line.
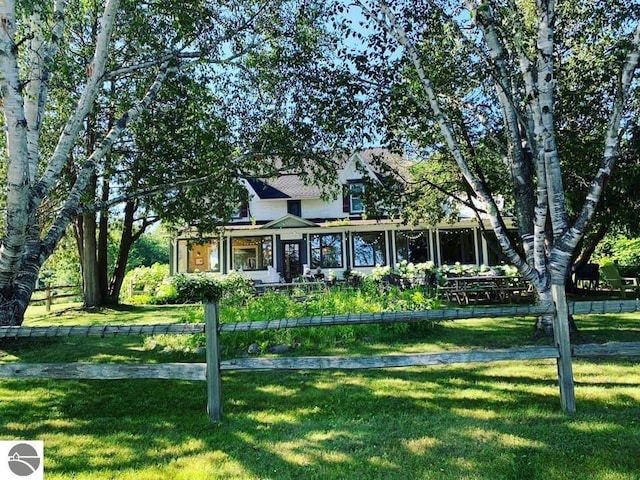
left=231, top=202, right=248, bottom=219
left=343, top=181, right=365, bottom=214
left=352, top=231, right=386, bottom=267
left=439, top=229, right=476, bottom=265
left=231, top=236, right=272, bottom=270
left=310, top=233, right=343, bottom=268
left=395, top=231, right=430, bottom=264
left=287, top=200, right=301, bottom=217
left=483, top=230, right=520, bottom=265
left=177, top=238, right=220, bottom=273
left=483, top=231, right=501, bottom=266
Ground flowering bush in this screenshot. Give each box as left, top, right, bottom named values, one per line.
left=370, top=264, right=392, bottom=281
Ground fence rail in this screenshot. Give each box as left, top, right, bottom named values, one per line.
left=0, top=323, right=205, bottom=338
left=29, top=284, right=82, bottom=312
left=0, top=362, right=205, bottom=380
left=4, top=300, right=638, bottom=339
left=1, top=299, right=640, bottom=422
left=4, top=342, right=640, bottom=379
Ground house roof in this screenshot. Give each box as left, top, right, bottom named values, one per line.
left=357, top=148, right=410, bottom=179
left=246, top=148, right=409, bottom=200
left=247, top=175, right=324, bottom=200
left=246, top=178, right=290, bottom=199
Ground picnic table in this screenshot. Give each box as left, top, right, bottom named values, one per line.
left=438, top=275, right=532, bottom=305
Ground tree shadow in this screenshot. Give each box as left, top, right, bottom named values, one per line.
left=1, top=361, right=639, bottom=479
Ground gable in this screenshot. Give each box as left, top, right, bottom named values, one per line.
left=338, top=152, right=378, bottom=184
left=262, top=214, right=319, bottom=229
left=245, top=176, right=323, bottom=200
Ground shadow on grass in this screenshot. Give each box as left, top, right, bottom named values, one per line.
left=1, top=360, right=639, bottom=479
left=2, top=310, right=640, bottom=478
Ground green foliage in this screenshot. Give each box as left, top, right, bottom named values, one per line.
left=126, top=230, right=170, bottom=271
left=595, top=236, right=640, bottom=266
left=609, top=237, right=640, bottom=266
left=214, top=285, right=441, bottom=356
left=218, top=271, right=256, bottom=305
left=126, top=293, right=156, bottom=305
left=153, top=282, right=178, bottom=305
left=171, top=273, right=223, bottom=303
left=40, top=232, right=82, bottom=287
left=123, top=264, right=169, bottom=298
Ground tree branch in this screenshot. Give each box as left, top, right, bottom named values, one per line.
left=42, top=60, right=173, bottom=252
left=37, top=0, right=121, bottom=200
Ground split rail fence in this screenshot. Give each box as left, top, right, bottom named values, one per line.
left=30, top=284, right=82, bottom=312
left=2, top=298, right=640, bottom=422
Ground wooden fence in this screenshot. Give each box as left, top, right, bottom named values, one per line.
left=30, top=284, right=82, bottom=312
left=2, top=298, right=640, bottom=423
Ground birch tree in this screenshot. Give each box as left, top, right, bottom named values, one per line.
left=0, top=0, right=323, bottom=325
left=334, top=0, right=640, bottom=332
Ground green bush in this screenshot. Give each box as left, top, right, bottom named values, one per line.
left=171, top=273, right=223, bottom=303
left=123, top=263, right=169, bottom=299
left=128, top=293, right=156, bottom=305
left=611, top=237, right=640, bottom=266
left=595, top=235, right=640, bottom=266
left=219, top=271, right=255, bottom=305
left=153, top=282, right=179, bottom=304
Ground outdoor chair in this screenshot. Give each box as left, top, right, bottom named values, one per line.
left=599, top=263, right=640, bottom=298
left=573, top=263, right=600, bottom=290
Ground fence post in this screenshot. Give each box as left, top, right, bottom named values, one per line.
left=205, top=302, right=223, bottom=422
left=551, top=284, right=576, bottom=414
left=45, top=284, right=52, bottom=313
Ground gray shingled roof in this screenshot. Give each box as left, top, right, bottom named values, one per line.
left=250, top=149, right=409, bottom=199
left=266, top=174, right=324, bottom=199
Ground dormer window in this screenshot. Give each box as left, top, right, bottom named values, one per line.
left=343, top=181, right=365, bottom=214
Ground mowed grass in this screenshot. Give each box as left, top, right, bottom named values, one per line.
left=0, top=303, right=639, bottom=479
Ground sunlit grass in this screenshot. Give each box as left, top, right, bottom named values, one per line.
left=0, top=359, right=639, bottom=479
left=2, top=301, right=640, bottom=478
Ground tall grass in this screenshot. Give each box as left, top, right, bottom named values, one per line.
left=191, top=286, right=440, bottom=356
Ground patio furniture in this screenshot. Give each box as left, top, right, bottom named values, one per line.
left=438, top=275, right=532, bottom=305
left=572, top=263, right=600, bottom=290
left=599, top=263, right=639, bottom=298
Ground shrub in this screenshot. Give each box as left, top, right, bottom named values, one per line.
left=153, top=281, right=179, bottom=304
left=171, top=273, right=223, bottom=303
left=219, top=271, right=255, bottom=305
left=123, top=263, right=169, bottom=298
left=128, top=293, right=156, bottom=305
left=611, top=237, right=640, bottom=266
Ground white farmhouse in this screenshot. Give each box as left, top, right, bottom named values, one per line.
left=171, top=149, right=511, bottom=282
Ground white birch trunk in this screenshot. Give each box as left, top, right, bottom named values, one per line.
left=0, top=0, right=267, bottom=325
left=0, top=1, right=31, bottom=288
left=368, top=1, right=640, bottom=334
left=376, top=1, right=536, bottom=281
left=39, top=0, right=121, bottom=196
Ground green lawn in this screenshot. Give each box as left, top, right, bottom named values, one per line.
left=1, top=304, right=639, bottom=479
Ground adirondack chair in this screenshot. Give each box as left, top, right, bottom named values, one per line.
left=599, top=263, right=640, bottom=298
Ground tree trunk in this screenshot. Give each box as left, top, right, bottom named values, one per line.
left=534, top=287, right=555, bottom=336
left=82, top=210, right=103, bottom=308
left=106, top=199, right=151, bottom=304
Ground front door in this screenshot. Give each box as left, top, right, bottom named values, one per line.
left=282, top=241, right=302, bottom=282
